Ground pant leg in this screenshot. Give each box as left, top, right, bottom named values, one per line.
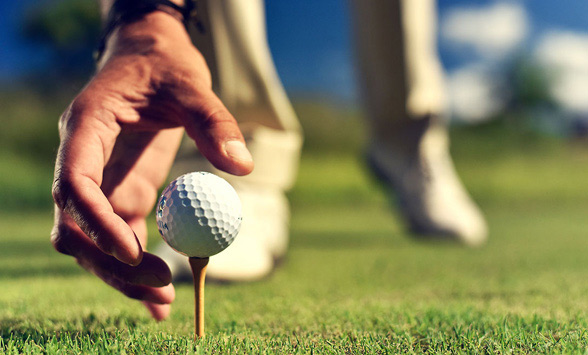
left=349, top=0, right=488, bottom=243
left=350, top=0, right=446, bottom=147
left=173, top=0, right=303, bottom=190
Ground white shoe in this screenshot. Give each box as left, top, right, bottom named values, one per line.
left=368, top=117, right=488, bottom=246
left=153, top=183, right=290, bottom=282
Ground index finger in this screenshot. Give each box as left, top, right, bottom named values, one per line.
left=52, top=102, right=142, bottom=265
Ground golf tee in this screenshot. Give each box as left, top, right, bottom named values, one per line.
left=189, top=257, right=209, bottom=339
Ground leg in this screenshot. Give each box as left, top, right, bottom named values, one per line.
left=183, top=0, right=302, bottom=188
left=155, top=0, right=303, bottom=281
left=350, top=0, right=487, bottom=245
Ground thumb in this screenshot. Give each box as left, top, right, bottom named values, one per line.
left=182, top=90, right=254, bottom=176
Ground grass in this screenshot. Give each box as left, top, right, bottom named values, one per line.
left=3, top=98, right=588, bottom=353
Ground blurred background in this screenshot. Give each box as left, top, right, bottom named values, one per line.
left=5, top=3, right=588, bottom=350
left=2, top=0, right=588, bottom=210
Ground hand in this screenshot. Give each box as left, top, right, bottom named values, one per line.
left=51, top=11, right=253, bottom=320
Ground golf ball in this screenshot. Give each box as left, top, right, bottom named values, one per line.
left=156, top=172, right=242, bottom=258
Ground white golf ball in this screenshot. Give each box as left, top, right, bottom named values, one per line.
left=156, top=172, right=242, bottom=258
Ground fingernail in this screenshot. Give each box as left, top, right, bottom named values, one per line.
left=224, top=140, right=253, bottom=163
left=112, top=247, right=142, bottom=267
left=133, top=232, right=144, bottom=265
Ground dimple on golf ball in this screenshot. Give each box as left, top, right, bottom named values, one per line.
left=156, top=172, right=242, bottom=258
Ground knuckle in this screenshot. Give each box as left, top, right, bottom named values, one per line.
left=59, top=97, right=90, bottom=134
left=60, top=93, right=119, bottom=136
left=58, top=106, right=73, bottom=136
left=52, top=171, right=73, bottom=211
left=166, top=60, right=212, bottom=90
left=196, top=109, right=236, bottom=132
left=50, top=223, right=74, bottom=256
left=69, top=94, right=94, bottom=115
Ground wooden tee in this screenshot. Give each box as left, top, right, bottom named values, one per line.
left=189, top=257, right=210, bottom=339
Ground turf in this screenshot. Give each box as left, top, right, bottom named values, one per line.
left=3, top=102, right=588, bottom=353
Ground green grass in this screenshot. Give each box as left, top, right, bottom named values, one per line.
left=4, top=99, right=588, bottom=353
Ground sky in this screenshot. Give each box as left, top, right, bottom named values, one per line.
left=1, top=0, right=588, bottom=117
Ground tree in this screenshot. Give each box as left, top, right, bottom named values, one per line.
left=22, top=0, right=101, bottom=81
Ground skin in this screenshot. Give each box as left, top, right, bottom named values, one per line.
left=50, top=10, right=253, bottom=321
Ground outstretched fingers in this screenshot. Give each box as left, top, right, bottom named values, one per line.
left=52, top=103, right=142, bottom=265
left=51, top=211, right=175, bottom=319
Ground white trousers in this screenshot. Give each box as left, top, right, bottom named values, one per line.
left=173, top=0, right=446, bottom=189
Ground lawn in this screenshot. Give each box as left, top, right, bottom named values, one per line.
left=2, top=100, right=588, bottom=353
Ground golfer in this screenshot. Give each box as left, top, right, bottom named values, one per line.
left=51, top=0, right=486, bottom=321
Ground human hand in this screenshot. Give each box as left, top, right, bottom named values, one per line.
left=51, top=11, right=253, bottom=320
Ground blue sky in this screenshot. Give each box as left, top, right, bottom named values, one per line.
left=2, top=0, right=588, bottom=106
left=264, top=0, right=588, bottom=102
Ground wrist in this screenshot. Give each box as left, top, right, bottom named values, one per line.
left=95, top=0, right=195, bottom=62
left=99, top=0, right=187, bottom=19
left=99, top=12, right=190, bottom=64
